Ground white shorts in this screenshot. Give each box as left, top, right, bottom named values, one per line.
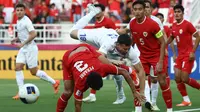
left=16, top=45, right=38, bottom=68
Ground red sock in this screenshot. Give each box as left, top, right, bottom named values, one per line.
left=90, top=89, right=96, bottom=94
left=176, top=81, right=188, bottom=96
left=186, top=78, right=200, bottom=89
left=160, top=84, right=172, bottom=108
left=56, top=93, right=69, bottom=112
left=166, top=76, right=170, bottom=87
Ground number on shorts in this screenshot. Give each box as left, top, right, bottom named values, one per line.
left=140, top=38, right=144, bottom=45
left=74, top=61, right=88, bottom=72
left=176, top=36, right=180, bottom=43
left=182, top=61, right=185, bottom=68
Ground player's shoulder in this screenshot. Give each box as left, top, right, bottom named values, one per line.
left=129, top=17, right=136, bottom=23
left=150, top=15, right=160, bottom=22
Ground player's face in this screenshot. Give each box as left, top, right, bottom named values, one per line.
left=156, top=15, right=164, bottom=23
left=116, top=44, right=130, bottom=55
left=144, top=2, right=152, bottom=16
left=174, top=9, right=183, bottom=21
left=133, top=4, right=145, bottom=19
left=16, top=7, right=25, bottom=19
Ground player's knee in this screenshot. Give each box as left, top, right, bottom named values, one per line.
left=15, top=66, right=23, bottom=71
left=63, top=90, right=73, bottom=97
left=158, top=79, right=166, bottom=86
left=30, top=68, right=38, bottom=76
left=181, top=77, right=189, bottom=83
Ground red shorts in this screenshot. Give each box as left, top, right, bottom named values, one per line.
left=174, top=56, right=194, bottom=74
left=140, top=56, right=167, bottom=76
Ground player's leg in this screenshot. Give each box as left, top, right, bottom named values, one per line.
left=56, top=80, right=74, bottom=112
left=82, top=89, right=97, bottom=103
left=27, top=47, right=60, bottom=94
left=174, top=68, right=191, bottom=106
left=113, top=75, right=126, bottom=104
left=13, top=49, right=26, bottom=100
left=70, top=4, right=101, bottom=39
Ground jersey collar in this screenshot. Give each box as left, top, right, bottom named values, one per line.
left=177, top=19, right=184, bottom=25
left=137, top=16, right=146, bottom=24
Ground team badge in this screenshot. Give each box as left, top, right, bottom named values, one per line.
left=143, top=32, right=148, bottom=37
left=179, top=29, right=183, bottom=34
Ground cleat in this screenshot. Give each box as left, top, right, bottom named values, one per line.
left=130, top=70, right=140, bottom=86
left=113, top=97, right=126, bottom=104
left=152, top=104, right=160, bottom=111
left=53, top=80, right=60, bottom=94
left=12, top=93, right=19, bottom=100
left=176, top=101, right=192, bottom=107
left=82, top=95, right=96, bottom=103
left=87, top=4, right=101, bottom=15
left=145, top=101, right=153, bottom=111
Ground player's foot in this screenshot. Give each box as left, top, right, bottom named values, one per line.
left=152, top=104, right=160, bottom=111
left=82, top=95, right=96, bottom=103
left=176, top=101, right=192, bottom=107
left=166, top=108, right=173, bottom=112
left=113, top=96, right=126, bottom=104
left=53, top=80, right=60, bottom=94
left=145, top=101, right=153, bottom=111
left=87, top=4, right=101, bottom=15
left=12, top=93, right=19, bottom=100
left=130, top=70, right=139, bottom=86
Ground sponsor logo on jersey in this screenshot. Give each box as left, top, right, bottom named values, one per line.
left=143, top=32, right=148, bottom=37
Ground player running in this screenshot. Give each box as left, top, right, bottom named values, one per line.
left=167, top=4, right=200, bottom=107
left=69, top=4, right=145, bottom=105
left=56, top=43, right=145, bottom=112
left=11, top=4, right=60, bottom=100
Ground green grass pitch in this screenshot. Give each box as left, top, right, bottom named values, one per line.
left=0, top=79, right=200, bottom=112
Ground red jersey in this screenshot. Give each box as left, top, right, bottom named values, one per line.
left=171, top=20, right=197, bottom=56
left=94, top=17, right=116, bottom=29
left=164, top=25, right=170, bottom=38
left=129, top=17, right=162, bottom=58
left=62, top=44, right=118, bottom=100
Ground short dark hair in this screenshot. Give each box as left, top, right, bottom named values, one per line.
left=117, top=34, right=132, bottom=46
left=132, top=1, right=145, bottom=9
left=144, top=0, right=153, bottom=7
left=94, top=4, right=105, bottom=12
left=155, top=12, right=164, bottom=18
left=86, top=72, right=103, bottom=90
left=15, top=3, right=26, bottom=9
left=173, top=4, right=184, bottom=12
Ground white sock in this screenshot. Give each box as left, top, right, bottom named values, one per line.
left=114, top=75, right=125, bottom=99
left=36, top=70, right=56, bottom=84
left=70, top=12, right=96, bottom=32
left=151, top=82, right=159, bottom=105
left=183, top=96, right=191, bottom=102
left=16, top=71, right=24, bottom=91
left=135, top=106, right=142, bottom=112
left=167, top=108, right=173, bottom=112
left=145, top=80, right=151, bottom=102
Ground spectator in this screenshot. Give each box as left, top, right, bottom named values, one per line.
left=72, top=0, right=82, bottom=23
left=47, top=3, right=59, bottom=23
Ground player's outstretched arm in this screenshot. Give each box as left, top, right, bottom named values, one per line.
left=118, top=67, right=145, bottom=103
left=133, top=62, right=145, bottom=94
left=116, top=28, right=130, bottom=35
left=74, top=99, right=82, bottom=112
left=192, top=32, right=200, bottom=53
left=157, top=35, right=166, bottom=72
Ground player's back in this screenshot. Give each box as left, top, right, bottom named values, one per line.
left=94, top=17, right=117, bottom=29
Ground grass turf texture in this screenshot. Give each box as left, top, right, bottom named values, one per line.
left=0, top=80, right=200, bottom=112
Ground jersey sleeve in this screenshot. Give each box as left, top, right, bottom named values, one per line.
left=152, top=21, right=163, bottom=38
left=101, top=64, right=118, bottom=77
left=187, top=22, right=197, bottom=35
left=128, top=47, right=140, bottom=65
left=26, top=17, right=35, bottom=32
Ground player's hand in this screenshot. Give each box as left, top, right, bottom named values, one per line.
left=11, top=38, right=18, bottom=45
left=16, top=43, right=24, bottom=49
left=133, top=91, right=145, bottom=105
left=156, top=60, right=163, bottom=73
left=173, top=55, right=177, bottom=62
left=189, top=52, right=195, bottom=61
left=110, top=59, right=125, bottom=66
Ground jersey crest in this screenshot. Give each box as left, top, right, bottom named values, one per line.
left=143, top=32, right=148, bottom=37
left=179, top=29, right=183, bottom=34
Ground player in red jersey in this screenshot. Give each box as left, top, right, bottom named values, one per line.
left=56, top=44, right=145, bottom=112
left=94, top=4, right=116, bottom=29
left=118, top=1, right=172, bottom=112
left=167, top=4, right=200, bottom=107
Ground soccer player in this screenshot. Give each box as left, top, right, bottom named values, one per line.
left=56, top=43, right=145, bottom=112
left=70, top=4, right=145, bottom=105
left=167, top=4, right=200, bottom=107
left=118, top=1, right=173, bottom=112
left=11, top=4, right=60, bottom=100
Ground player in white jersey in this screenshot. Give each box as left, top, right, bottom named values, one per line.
left=69, top=4, right=145, bottom=105
left=11, top=4, right=60, bottom=100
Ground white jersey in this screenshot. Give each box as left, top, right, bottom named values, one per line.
left=127, top=16, right=164, bottom=30
left=17, top=16, right=36, bottom=49
left=77, top=28, right=140, bottom=65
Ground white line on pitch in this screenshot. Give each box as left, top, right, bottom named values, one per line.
left=174, top=108, right=200, bottom=112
